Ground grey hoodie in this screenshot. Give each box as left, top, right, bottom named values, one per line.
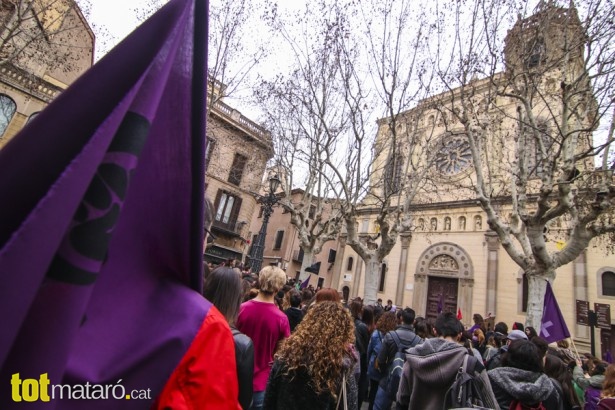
left=488, top=367, right=562, bottom=409
left=395, top=337, right=498, bottom=410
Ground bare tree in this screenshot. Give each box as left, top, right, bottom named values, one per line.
left=429, top=0, right=615, bottom=328
left=255, top=0, right=347, bottom=277
left=0, top=0, right=94, bottom=83
left=325, top=0, right=444, bottom=305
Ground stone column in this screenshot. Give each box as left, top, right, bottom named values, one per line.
left=459, top=278, right=475, bottom=328
left=331, top=235, right=347, bottom=290
left=413, top=274, right=428, bottom=316
left=395, top=233, right=412, bottom=307
left=574, top=250, right=589, bottom=340
left=485, top=231, right=500, bottom=317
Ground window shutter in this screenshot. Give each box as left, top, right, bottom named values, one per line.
left=213, top=190, right=223, bottom=221
left=273, top=230, right=284, bottom=250
left=229, top=196, right=242, bottom=226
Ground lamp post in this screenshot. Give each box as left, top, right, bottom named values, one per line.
left=249, top=174, right=281, bottom=274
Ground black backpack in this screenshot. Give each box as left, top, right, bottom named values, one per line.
left=385, top=331, right=420, bottom=400
left=443, top=353, right=492, bottom=409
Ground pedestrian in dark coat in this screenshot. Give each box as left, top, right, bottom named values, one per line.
left=203, top=266, right=254, bottom=410
left=488, top=339, right=562, bottom=410
left=283, top=289, right=304, bottom=332
left=396, top=312, right=497, bottom=410
left=263, top=302, right=358, bottom=410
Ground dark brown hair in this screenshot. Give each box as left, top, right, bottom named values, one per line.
left=203, top=266, right=242, bottom=325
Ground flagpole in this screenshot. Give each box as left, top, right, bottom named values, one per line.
left=569, top=338, right=583, bottom=362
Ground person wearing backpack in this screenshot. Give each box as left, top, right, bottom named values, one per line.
left=373, top=308, right=423, bottom=410
left=367, top=312, right=398, bottom=410
left=488, top=339, right=562, bottom=410
left=395, top=312, right=498, bottom=410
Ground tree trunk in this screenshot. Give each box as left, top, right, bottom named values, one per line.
left=363, top=257, right=381, bottom=306
left=298, top=248, right=315, bottom=282
left=526, top=272, right=553, bottom=330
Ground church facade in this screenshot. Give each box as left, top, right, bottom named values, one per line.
left=331, top=4, right=615, bottom=355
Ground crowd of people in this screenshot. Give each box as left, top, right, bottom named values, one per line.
left=181, top=258, right=615, bottom=410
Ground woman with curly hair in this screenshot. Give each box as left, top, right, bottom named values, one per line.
left=366, top=311, right=397, bottom=410
left=263, top=301, right=358, bottom=410
left=599, top=364, right=615, bottom=409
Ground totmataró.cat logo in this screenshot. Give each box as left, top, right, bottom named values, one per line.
left=11, top=373, right=151, bottom=402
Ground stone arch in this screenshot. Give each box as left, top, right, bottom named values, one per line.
left=413, top=242, right=475, bottom=323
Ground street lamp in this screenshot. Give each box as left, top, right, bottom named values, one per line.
left=248, top=174, right=281, bottom=274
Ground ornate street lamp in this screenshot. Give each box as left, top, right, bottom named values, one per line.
left=248, top=174, right=281, bottom=274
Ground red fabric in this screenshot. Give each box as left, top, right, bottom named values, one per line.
left=153, top=306, right=240, bottom=409
left=457, top=308, right=463, bottom=320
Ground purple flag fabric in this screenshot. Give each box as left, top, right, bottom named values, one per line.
left=437, top=294, right=443, bottom=313
left=300, top=274, right=311, bottom=290
left=0, top=0, right=210, bottom=408
left=540, top=281, right=571, bottom=343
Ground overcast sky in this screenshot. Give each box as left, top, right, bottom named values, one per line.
left=88, top=0, right=146, bottom=58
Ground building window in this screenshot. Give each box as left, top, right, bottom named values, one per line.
left=522, top=121, right=552, bottom=178
left=603, top=271, right=615, bottom=297
left=361, top=219, right=369, bottom=233
left=273, top=230, right=284, bottom=250
left=526, top=37, right=545, bottom=68
left=308, top=205, right=316, bottom=219
left=258, top=206, right=264, bottom=218
left=213, top=190, right=242, bottom=229
left=228, top=153, right=248, bottom=186
left=384, top=152, right=403, bottom=196
left=347, top=257, right=354, bottom=271
left=0, top=94, right=16, bottom=137
left=205, top=138, right=216, bottom=170
left=379, top=263, right=387, bottom=292
left=328, top=249, right=337, bottom=263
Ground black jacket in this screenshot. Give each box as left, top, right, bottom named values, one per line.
left=284, top=307, right=304, bottom=332
left=263, top=356, right=358, bottom=410
left=377, top=324, right=422, bottom=388
left=232, top=327, right=254, bottom=410
left=354, top=319, right=370, bottom=356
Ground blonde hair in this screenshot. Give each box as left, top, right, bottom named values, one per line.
left=258, top=266, right=287, bottom=294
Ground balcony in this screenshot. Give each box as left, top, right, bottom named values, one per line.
left=211, top=220, right=244, bottom=238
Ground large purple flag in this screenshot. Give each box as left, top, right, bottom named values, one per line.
left=0, top=0, right=210, bottom=408
left=540, top=281, right=571, bottom=343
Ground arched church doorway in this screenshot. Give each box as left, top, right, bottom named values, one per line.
left=413, top=243, right=474, bottom=321
left=426, top=276, right=458, bottom=321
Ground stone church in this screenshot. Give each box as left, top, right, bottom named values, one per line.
left=330, top=3, right=615, bottom=355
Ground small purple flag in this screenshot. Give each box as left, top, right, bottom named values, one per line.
left=0, top=0, right=210, bottom=408
left=437, top=294, right=443, bottom=313
left=540, top=281, right=571, bottom=343
left=300, top=274, right=311, bottom=290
